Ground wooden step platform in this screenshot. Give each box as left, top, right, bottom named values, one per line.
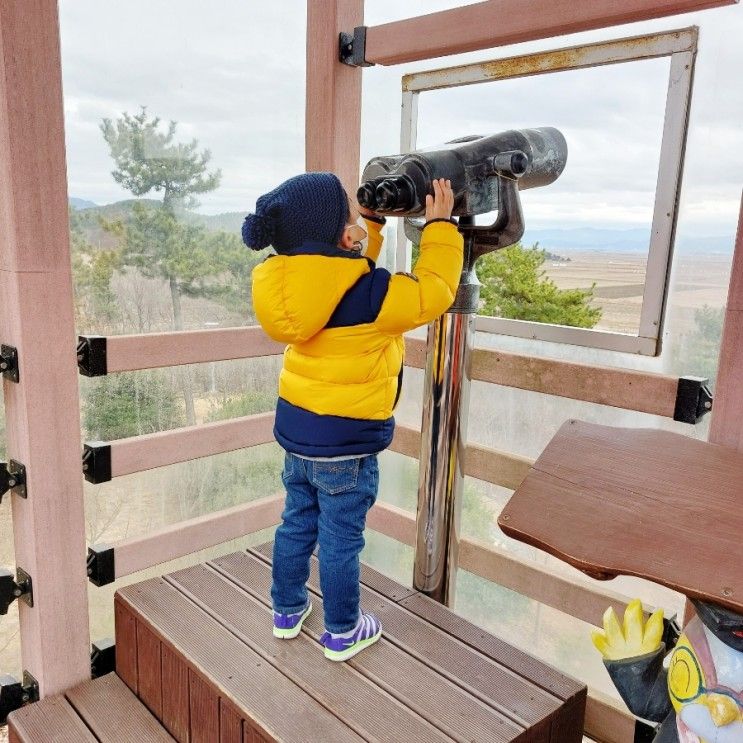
left=8, top=672, right=174, bottom=742
left=113, top=543, right=586, bottom=742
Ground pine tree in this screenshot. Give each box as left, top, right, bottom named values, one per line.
left=477, top=243, right=601, bottom=328
left=101, top=108, right=227, bottom=423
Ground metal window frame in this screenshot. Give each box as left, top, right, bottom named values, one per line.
left=397, top=28, right=698, bottom=356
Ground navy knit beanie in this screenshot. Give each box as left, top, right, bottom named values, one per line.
left=242, top=172, right=349, bottom=252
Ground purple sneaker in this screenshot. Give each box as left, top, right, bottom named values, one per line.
left=273, top=602, right=312, bottom=639
left=321, top=613, right=382, bottom=661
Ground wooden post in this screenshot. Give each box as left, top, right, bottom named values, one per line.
left=0, top=0, right=91, bottom=694
left=682, top=192, right=743, bottom=626
left=709, top=193, right=743, bottom=450
left=305, top=0, right=364, bottom=194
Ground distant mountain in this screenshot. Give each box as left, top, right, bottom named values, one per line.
left=522, top=227, right=732, bottom=254
left=185, top=211, right=245, bottom=234
left=69, top=197, right=98, bottom=210
left=68, top=199, right=732, bottom=254
left=69, top=199, right=245, bottom=233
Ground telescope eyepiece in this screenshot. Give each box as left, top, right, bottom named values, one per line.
left=491, top=150, right=528, bottom=178
left=375, top=176, right=416, bottom=212
left=357, top=182, right=378, bottom=210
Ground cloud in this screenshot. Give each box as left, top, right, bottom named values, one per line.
left=59, top=0, right=741, bottom=235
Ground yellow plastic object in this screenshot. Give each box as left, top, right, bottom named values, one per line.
left=591, top=599, right=665, bottom=661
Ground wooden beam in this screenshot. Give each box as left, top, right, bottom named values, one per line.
left=584, top=691, right=636, bottom=743
left=463, top=441, right=534, bottom=492
left=709, top=193, right=743, bottom=450
left=305, top=0, right=364, bottom=194
left=364, top=0, right=736, bottom=66
left=86, top=325, right=683, bottom=422
left=111, top=494, right=284, bottom=578
left=367, top=501, right=658, bottom=628
left=103, top=327, right=284, bottom=373
left=405, top=337, right=680, bottom=418
left=105, top=413, right=276, bottom=479
left=0, top=0, right=90, bottom=695
left=391, top=423, right=534, bottom=490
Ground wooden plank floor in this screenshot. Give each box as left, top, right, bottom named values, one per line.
left=114, top=543, right=586, bottom=742
left=8, top=673, right=174, bottom=742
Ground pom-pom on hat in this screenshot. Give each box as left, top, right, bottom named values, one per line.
left=242, top=172, right=349, bottom=252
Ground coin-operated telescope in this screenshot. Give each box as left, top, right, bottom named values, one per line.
left=359, top=127, right=567, bottom=253
left=360, top=128, right=568, bottom=607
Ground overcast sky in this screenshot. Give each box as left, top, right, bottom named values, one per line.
left=58, top=1, right=742, bottom=238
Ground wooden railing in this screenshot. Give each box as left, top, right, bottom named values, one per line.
left=80, top=326, right=695, bottom=421
left=74, top=323, right=705, bottom=742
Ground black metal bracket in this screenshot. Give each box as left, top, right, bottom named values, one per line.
left=91, top=637, right=116, bottom=678
left=77, top=335, right=108, bottom=377
left=87, top=544, right=115, bottom=587
left=0, top=671, right=39, bottom=724
left=673, top=375, right=714, bottom=424
left=0, top=345, right=19, bottom=383
left=82, top=442, right=112, bottom=484
left=339, top=26, right=374, bottom=67
left=0, top=567, right=33, bottom=615
left=0, top=459, right=27, bottom=504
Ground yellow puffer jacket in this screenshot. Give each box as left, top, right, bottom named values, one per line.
left=252, top=218, right=463, bottom=457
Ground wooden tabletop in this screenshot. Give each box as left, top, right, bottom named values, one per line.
left=499, top=419, right=743, bottom=613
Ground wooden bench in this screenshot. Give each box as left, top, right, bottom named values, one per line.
left=111, top=542, right=586, bottom=742
left=8, top=672, right=174, bottom=742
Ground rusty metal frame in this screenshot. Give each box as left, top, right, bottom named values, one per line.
left=397, top=27, right=699, bottom=356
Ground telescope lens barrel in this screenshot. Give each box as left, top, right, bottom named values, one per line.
left=358, top=126, right=567, bottom=217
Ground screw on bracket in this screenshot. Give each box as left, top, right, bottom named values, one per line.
left=673, top=376, right=714, bottom=424
left=91, top=638, right=116, bottom=678
left=77, top=335, right=108, bottom=377
left=87, top=544, right=115, bottom=587
left=0, top=460, right=27, bottom=504
left=0, top=671, right=38, bottom=723
left=339, top=26, right=374, bottom=67
left=0, top=567, right=33, bottom=615
left=0, top=345, right=19, bottom=383
left=82, top=442, right=112, bottom=484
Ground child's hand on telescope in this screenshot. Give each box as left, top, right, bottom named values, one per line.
left=425, top=178, right=454, bottom=222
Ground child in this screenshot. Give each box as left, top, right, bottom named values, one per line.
left=243, top=172, right=463, bottom=661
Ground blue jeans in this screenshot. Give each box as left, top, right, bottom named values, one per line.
left=271, top=452, right=379, bottom=634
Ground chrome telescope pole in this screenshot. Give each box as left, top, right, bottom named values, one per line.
left=414, top=218, right=479, bottom=606
left=405, top=132, right=565, bottom=606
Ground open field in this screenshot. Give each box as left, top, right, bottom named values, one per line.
left=543, top=250, right=731, bottom=334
